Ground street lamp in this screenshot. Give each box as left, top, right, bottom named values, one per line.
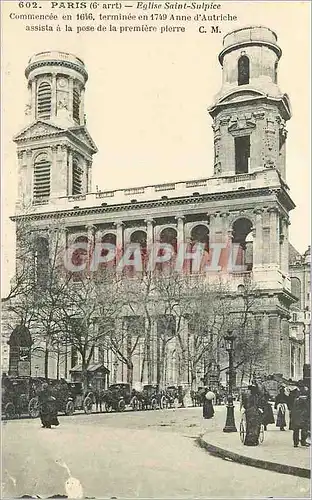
left=223, top=330, right=237, bottom=433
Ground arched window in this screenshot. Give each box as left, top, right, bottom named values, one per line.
left=73, top=86, right=81, bottom=122
left=238, top=55, right=250, bottom=86
left=190, top=224, right=209, bottom=274
left=157, top=227, right=177, bottom=274
left=34, top=153, right=51, bottom=203
left=71, top=235, right=88, bottom=281
left=232, top=218, right=253, bottom=271
left=72, top=159, right=83, bottom=195
left=37, top=82, right=52, bottom=119
left=101, top=233, right=117, bottom=270
left=130, top=230, right=147, bottom=256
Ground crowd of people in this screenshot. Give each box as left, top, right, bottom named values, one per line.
left=200, top=380, right=310, bottom=448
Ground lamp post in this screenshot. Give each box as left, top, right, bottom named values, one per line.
left=223, top=330, right=237, bottom=433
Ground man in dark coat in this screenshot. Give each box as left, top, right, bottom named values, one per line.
left=38, top=382, right=59, bottom=429
left=259, top=389, right=275, bottom=431
left=292, top=384, right=310, bottom=447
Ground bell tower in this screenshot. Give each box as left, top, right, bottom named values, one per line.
left=14, top=51, right=97, bottom=208
left=209, top=26, right=291, bottom=181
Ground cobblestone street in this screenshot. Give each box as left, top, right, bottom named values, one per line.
left=2, top=407, right=310, bottom=499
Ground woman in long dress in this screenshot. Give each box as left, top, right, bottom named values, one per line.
left=242, top=384, right=262, bottom=446
left=274, top=386, right=289, bottom=431
left=203, top=388, right=215, bottom=419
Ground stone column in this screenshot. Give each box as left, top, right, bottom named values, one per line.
left=281, top=317, right=290, bottom=378
left=25, top=149, right=33, bottom=203
left=67, top=148, right=73, bottom=196
left=175, top=216, right=185, bottom=248
left=86, top=224, right=96, bottom=270
left=280, top=216, right=289, bottom=276
left=31, top=79, right=36, bottom=120
left=50, top=145, right=57, bottom=197
left=253, top=209, right=263, bottom=268
left=86, top=160, right=92, bottom=193
left=53, top=145, right=68, bottom=197
left=51, top=72, right=57, bottom=117
left=17, top=150, right=26, bottom=207
left=114, top=221, right=124, bottom=265
left=68, top=77, right=74, bottom=118
left=145, top=218, right=154, bottom=269
left=268, top=314, right=282, bottom=374
left=80, top=87, right=85, bottom=124
left=268, top=208, right=279, bottom=268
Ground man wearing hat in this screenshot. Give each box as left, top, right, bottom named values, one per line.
left=291, top=381, right=310, bottom=447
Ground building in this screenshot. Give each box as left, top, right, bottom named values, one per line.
left=4, top=26, right=304, bottom=386
left=289, top=244, right=311, bottom=378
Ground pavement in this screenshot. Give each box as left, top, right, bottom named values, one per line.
left=2, top=406, right=311, bottom=499
left=197, top=404, right=311, bottom=478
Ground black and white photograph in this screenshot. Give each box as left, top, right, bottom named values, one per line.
left=1, top=1, right=311, bottom=498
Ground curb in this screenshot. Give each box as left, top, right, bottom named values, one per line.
left=196, top=436, right=311, bottom=479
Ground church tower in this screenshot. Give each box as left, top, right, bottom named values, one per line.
left=209, top=27, right=296, bottom=377
left=209, top=26, right=291, bottom=181
left=14, top=51, right=97, bottom=208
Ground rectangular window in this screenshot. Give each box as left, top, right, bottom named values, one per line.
left=235, top=135, right=250, bottom=174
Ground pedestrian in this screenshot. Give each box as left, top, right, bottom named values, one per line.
left=288, top=386, right=299, bottom=431
left=291, top=382, right=310, bottom=448
left=38, top=382, right=59, bottom=429
left=274, top=386, right=289, bottom=431
left=203, top=387, right=215, bottom=419
left=241, top=383, right=262, bottom=446
left=259, top=389, right=275, bottom=431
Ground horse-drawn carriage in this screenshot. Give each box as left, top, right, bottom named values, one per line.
left=139, top=385, right=168, bottom=410
left=51, top=380, right=94, bottom=415
left=101, top=383, right=139, bottom=412
left=164, top=385, right=185, bottom=408
left=2, top=375, right=43, bottom=419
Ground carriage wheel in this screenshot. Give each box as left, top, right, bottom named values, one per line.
left=104, top=402, right=113, bottom=413
left=151, top=398, right=158, bottom=410
left=5, top=403, right=16, bottom=420
left=259, top=424, right=265, bottom=444
left=65, top=400, right=74, bottom=416
left=83, top=396, right=93, bottom=414
left=239, top=419, right=246, bottom=444
left=118, top=399, right=126, bottom=412
left=28, top=397, right=40, bottom=418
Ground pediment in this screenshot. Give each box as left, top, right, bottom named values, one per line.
left=68, top=126, right=98, bottom=153
left=14, top=120, right=66, bottom=142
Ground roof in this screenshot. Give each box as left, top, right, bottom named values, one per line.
left=70, top=363, right=110, bottom=374
left=289, top=242, right=302, bottom=265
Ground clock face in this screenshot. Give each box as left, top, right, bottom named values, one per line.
left=58, top=78, right=67, bottom=88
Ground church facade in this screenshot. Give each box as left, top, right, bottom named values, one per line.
left=5, top=26, right=305, bottom=386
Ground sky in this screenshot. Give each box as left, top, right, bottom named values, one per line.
left=1, top=0, right=311, bottom=295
